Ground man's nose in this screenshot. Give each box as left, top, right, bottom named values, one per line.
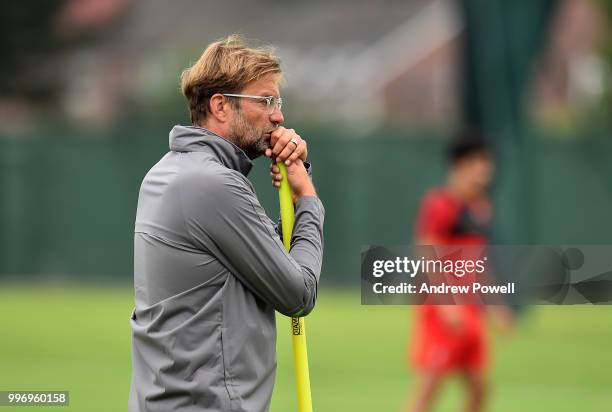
left=269, top=108, right=284, bottom=125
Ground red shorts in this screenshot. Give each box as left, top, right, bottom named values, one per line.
left=411, top=306, right=487, bottom=373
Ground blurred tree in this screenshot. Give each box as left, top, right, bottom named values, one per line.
left=0, top=1, right=129, bottom=109
left=0, top=2, right=70, bottom=104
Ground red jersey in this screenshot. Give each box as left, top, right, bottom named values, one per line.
left=411, top=187, right=492, bottom=373
left=415, top=188, right=491, bottom=245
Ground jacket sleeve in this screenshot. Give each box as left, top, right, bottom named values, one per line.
left=179, top=169, right=324, bottom=317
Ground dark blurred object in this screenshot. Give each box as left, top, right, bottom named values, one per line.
left=0, top=2, right=66, bottom=103
left=597, top=0, right=612, bottom=120
left=459, top=0, right=557, bottom=141
left=0, top=0, right=130, bottom=123
left=458, top=0, right=557, bottom=243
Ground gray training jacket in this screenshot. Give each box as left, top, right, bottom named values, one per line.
left=129, top=125, right=324, bottom=412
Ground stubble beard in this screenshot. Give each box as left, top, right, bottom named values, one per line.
left=228, top=109, right=270, bottom=160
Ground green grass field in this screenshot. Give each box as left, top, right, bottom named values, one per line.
left=0, top=283, right=611, bottom=411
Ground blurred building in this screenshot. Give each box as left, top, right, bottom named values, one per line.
left=0, top=0, right=606, bottom=134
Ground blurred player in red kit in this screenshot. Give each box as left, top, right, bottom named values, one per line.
left=406, top=133, right=512, bottom=412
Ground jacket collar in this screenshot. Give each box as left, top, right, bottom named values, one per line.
left=169, top=125, right=253, bottom=176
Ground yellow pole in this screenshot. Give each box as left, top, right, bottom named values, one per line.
left=278, top=162, right=313, bottom=412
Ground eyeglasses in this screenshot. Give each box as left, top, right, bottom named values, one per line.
left=222, top=94, right=283, bottom=114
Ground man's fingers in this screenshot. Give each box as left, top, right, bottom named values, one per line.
left=269, top=126, right=286, bottom=149
left=275, top=138, right=301, bottom=163
left=269, top=163, right=280, bottom=174
left=285, top=141, right=305, bottom=165
left=269, top=163, right=283, bottom=188
left=299, top=139, right=308, bottom=162
left=271, top=129, right=298, bottom=158
left=269, top=127, right=308, bottom=164
left=271, top=131, right=292, bottom=157
left=270, top=174, right=282, bottom=187
left=276, top=143, right=297, bottom=164
left=269, top=172, right=282, bottom=182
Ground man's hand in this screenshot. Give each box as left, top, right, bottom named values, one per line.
left=270, top=160, right=316, bottom=203
left=265, top=126, right=307, bottom=166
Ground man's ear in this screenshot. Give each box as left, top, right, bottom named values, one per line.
left=209, top=93, right=230, bottom=122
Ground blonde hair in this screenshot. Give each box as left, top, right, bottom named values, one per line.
left=180, top=34, right=282, bottom=124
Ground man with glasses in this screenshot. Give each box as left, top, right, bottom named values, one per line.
left=129, top=35, right=324, bottom=412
